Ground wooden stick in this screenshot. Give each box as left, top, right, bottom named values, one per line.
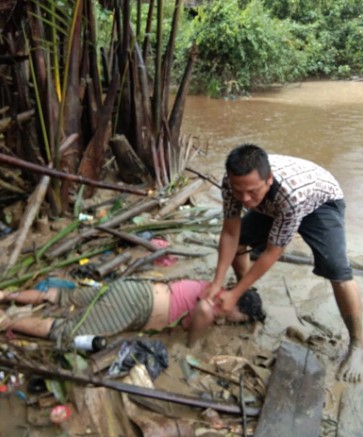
left=96, top=226, right=204, bottom=258
left=0, top=356, right=241, bottom=414
left=185, top=166, right=222, bottom=189
left=0, top=152, right=148, bottom=196
left=96, top=226, right=158, bottom=251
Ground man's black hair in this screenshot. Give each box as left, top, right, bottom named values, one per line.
left=225, top=144, right=271, bottom=180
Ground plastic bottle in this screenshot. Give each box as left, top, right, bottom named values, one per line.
left=73, top=335, right=107, bottom=352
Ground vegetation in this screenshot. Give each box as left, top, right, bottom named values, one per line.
left=173, top=0, right=363, bottom=97
left=0, top=0, right=198, bottom=219
left=0, top=0, right=362, bottom=213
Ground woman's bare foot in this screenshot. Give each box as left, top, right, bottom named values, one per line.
left=0, top=308, right=10, bottom=331
left=337, top=342, right=363, bottom=383
left=0, top=290, right=20, bottom=303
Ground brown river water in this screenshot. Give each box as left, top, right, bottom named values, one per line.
left=182, top=80, right=363, bottom=240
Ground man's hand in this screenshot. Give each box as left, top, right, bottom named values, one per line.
left=218, top=290, right=239, bottom=314
left=202, top=282, right=223, bottom=300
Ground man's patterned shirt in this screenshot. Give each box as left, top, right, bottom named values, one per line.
left=222, top=154, right=344, bottom=247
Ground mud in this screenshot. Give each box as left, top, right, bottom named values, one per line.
left=1, top=80, right=363, bottom=435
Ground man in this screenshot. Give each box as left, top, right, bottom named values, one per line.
left=205, top=143, right=363, bottom=383
left=0, top=277, right=265, bottom=347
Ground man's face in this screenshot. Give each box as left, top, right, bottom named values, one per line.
left=229, top=169, right=273, bottom=209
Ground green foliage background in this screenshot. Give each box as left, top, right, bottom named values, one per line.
left=95, top=0, right=363, bottom=98
left=169, top=0, right=363, bottom=97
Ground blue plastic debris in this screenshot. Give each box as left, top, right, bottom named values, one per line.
left=15, top=390, right=27, bottom=401
left=35, top=277, right=76, bottom=292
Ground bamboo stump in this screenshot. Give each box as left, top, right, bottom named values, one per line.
left=110, top=134, right=152, bottom=184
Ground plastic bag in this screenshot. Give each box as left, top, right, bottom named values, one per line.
left=108, top=339, right=169, bottom=380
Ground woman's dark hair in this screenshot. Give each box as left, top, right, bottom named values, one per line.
left=237, top=288, right=266, bottom=322
left=225, top=144, right=271, bottom=180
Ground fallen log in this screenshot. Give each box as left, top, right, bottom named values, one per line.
left=0, top=356, right=241, bottom=414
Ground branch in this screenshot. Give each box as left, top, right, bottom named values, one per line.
left=0, top=356, right=241, bottom=414
left=0, top=153, right=148, bottom=196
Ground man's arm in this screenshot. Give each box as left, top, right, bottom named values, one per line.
left=219, top=243, right=284, bottom=313
left=205, top=216, right=241, bottom=298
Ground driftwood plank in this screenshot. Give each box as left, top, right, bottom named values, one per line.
left=254, top=341, right=325, bottom=437
left=337, top=384, right=363, bottom=437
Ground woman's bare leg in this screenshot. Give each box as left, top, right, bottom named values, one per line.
left=0, top=308, right=53, bottom=338
left=0, top=288, right=59, bottom=305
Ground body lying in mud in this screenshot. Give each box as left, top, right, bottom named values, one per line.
left=0, top=278, right=265, bottom=348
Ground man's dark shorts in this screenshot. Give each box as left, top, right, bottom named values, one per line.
left=239, top=199, right=353, bottom=281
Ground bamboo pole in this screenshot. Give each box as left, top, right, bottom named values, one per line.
left=94, top=252, right=132, bottom=279
left=158, top=178, right=209, bottom=218
left=120, top=249, right=168, bottom=277
left=5, top=175, right=51, bottom=275
left=45, top=198, right=159, bottom=260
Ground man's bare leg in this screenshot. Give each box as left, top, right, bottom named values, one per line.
left=232, top=245, right=251, bottom=280
left=0, top=308, right=53, bottom=338
left=332, top=279, right=363, bottom=383
left=0, top=288, right=59, bottom=305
